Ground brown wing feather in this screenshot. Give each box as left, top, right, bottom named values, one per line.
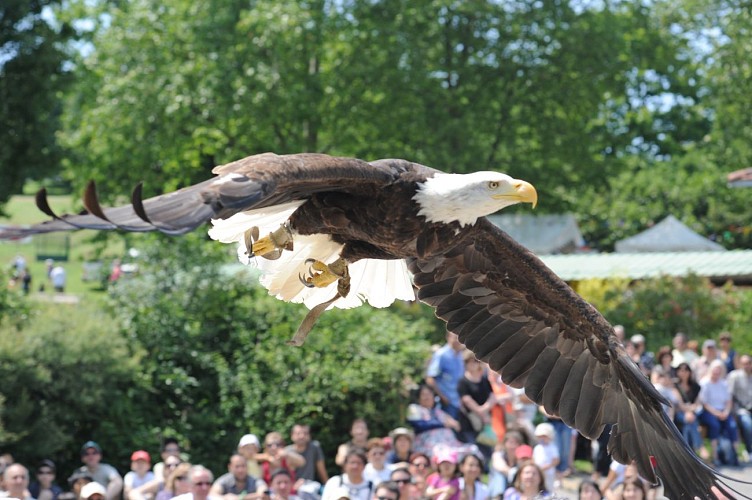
left=408, top=217, right=741, bottom=500
left=0, top=153, right=407, bottom=239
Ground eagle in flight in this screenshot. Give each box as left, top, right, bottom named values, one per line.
left=1, top=153, right=747, bottom=499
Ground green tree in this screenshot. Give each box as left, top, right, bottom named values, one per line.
left=0, top=0, right=72, bottom=205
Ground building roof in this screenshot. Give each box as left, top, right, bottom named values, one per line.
left=488, top=213, right=584, bottom=254
left=727, top=167, right=752, bottom=188
left=614, top=215, right=725, bottom=253
left=540, top=250, right=752, bottom=283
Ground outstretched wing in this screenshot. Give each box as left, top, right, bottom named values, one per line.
left=0, top=153, right=401, bottom=239
left=408, top=217, right=739, bottom=500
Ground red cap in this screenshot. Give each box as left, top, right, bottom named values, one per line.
left=515, top=444, right=533, bottom=459
left=131, top=450, right=150, bottom=463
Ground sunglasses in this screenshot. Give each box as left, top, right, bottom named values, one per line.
left=166, top=463, right=181, bottom=469
left=194, top=481, right=212, bottom=487
left=394, top=478, right=411, bottom=484
left=175, top=476, right=187, bottom=481
left=377, top=496, right=397, bottom=500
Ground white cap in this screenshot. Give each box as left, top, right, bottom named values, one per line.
left=238, top=434, right=260, bottom=448
left=534, top=422, right=555, bottom=439
left=81, top=482, right=107, bottom=499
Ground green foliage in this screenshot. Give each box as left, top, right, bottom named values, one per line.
left=0, top=301, right=148, bottom=474
left=598, top=273, right=738, bottom=349
left=0, top=0, right=74, bottom=205
left=105, top=234, right=431, bottom=471
left=0, top=269, right=30, bottom=330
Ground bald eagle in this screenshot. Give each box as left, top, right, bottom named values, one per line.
left=1, top=153, right=747, bottom=499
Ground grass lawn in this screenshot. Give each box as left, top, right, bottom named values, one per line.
left=1, top=194, right=130, bottom=296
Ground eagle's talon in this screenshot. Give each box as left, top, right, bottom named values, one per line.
left=299, top=273, right=315, bottom=288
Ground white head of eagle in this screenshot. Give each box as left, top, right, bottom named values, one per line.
left=413, top=171, right=538, bottom=227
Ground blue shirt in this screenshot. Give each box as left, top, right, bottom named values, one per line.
left=426, top=344, right=464, bottom=409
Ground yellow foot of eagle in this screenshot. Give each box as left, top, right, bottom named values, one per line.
left=290, top=257, right=351, bottom=348
left=245, top=224, right=293, bottom=260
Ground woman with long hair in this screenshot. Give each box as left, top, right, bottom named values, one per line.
left=673, top=362, right=703, bottom=454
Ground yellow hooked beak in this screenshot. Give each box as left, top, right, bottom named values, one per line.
left=492, top=180, right=538, bottom=208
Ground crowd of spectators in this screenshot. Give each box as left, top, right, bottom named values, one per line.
left=0, top=330, right=749, bottom=500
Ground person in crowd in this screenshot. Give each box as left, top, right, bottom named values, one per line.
left=155, top=463, right=192, bottom=500
left=134, top=454, right=183, bottom=500
left=673, top=362, right=703, bottom=455
left=2, top=463, right=34, bottom=500
left=385, top=428, right=414, bottom=467
left=608, top=478, right=646, bottom=500
left=237, top=435, right=262, bottom=479
left=387, top=468, right=412, bottom=500
left=154, top=439, right=182, bottom=480
left=322, top=448, right=373, bottom=500
left=717, top=332, right=739, bottom=374
left=502, top=462, right=549, bottom=500
left=654, top=346, right=675, bottom=379
left=210, top=454, right=267, bottom=500
left=371, top=482, right=399, bottom=500
left=488, top=431, right=524, bottom=497
left=406, top=385, right=478, bottom=459
left=172, top=465, right=219, bottom=500
left=728, top=354, right=752, bottom=462
left=287, top=424, right=328, bottom=488
left=81, top=482, right=107, bottom=500
left=335, top=420, right=370, bottom=467
left=425, top=449, right=459, bottom=500
left=76, top=441, right=123, bottom=500
left=30, top=460, right=62, bottom=500
left=407, top=453, right=431, bottom=499
left=613, top=326, right=625, bottom=345
left=258, top=433, right=304, bottom=487
left=67, top=470, right=94, bottom=500
left=364, top=439, right=390, bottom=486
left=671, top=333, right=698, bottom=368
left=268, top=469, right=302, bottom=500
left=599, top=459, right=629, bottom=496
left=650, top=368, right=681, bottom=421
left=691, top=340, right=719, bottom=382
left=457, top=352, right=495, bottom=454
left=488, top=369, right=515, bottom=446
left=50, top=264, right=66, bottom=293
left=577, top=479, right=602, bottom=500
left=532, top=423, right=559, bottom=491
left=698, top=359, right=739, bottom=466
left=125, top=451, right=155, bottom=500
left=457, top=454, right=487, bottom=500
left=426, top=333, right=465, bottom=419
left=629, top=335, right=654, bottom=376
left=540, top=410, right=573, bottom=480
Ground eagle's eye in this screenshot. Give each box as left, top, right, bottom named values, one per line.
left=487, top=181, right=499, bottom=189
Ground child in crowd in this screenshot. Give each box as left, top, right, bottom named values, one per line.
left=425, top=448, right=459, bottom=500
left=532, top=423, right=559, bottom=491
left=124, top=451, right=155, bottom=500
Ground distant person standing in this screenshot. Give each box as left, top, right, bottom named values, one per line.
left=50, top=264, right=66, bottom=293
left=426, top=332, right=465, bottom=419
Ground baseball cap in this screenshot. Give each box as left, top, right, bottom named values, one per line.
left=80, top=441, right=102, bottom=455
left=515, top=444, right=533, bottom=459
left=702, top=339, right=716, bottom=349
left=238, top=434, right=260, bottom=448
left=81, top=482, right=106, bottom=500
left=535, top=423, right=555, bottom=440
left=630, top=334, right=646, bottom=345
left=130, top=450, right=150, bottom=463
